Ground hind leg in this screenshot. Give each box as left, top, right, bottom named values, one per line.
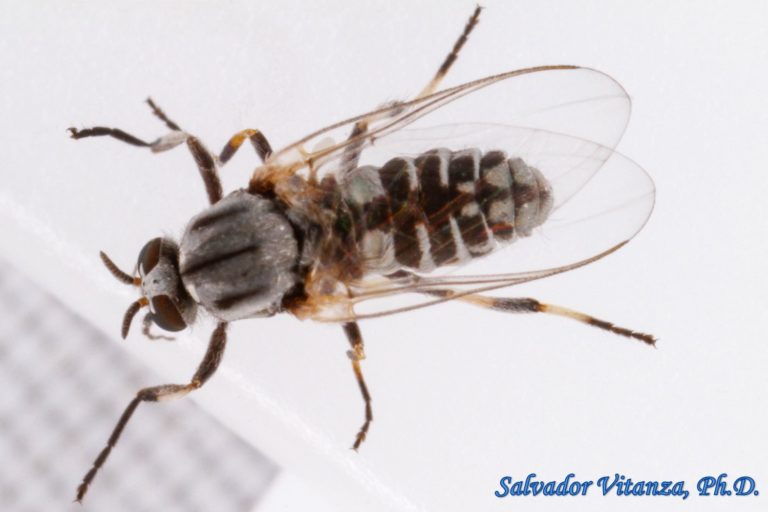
left=340, top=6, right=483, bottom=171
left=423, top=289, right=656, bottom=346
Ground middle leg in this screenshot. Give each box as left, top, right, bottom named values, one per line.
left=342, top=322, right=373, bottom=450
left=218, top=129, right=273, bottom=164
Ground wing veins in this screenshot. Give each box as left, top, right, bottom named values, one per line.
left=338, top=240, right=628, bottom=312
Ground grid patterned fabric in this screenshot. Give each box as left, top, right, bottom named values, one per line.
left=0, top=260, right=278, bottom=512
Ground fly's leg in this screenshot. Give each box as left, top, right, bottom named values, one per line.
left=423, top=289, right=657, bottom=346
left=340, top=6, right=483, bottom=171
left=68, top=98, right=187, bottom=153
left=338, top=120, right=370, bottom=174
left=218, top=129, right=273, bottom=164
left=416, top=4, right=483, bottom=99
left=145, top=97, right=181, bottom=131
left=186, top=136, right=223, bottom=204
left=75, top=322, right=228, bottom=503
left=68, top=98, right=224, bottom=204
left=141, top=313, right=175, bottom=341
left=342, top=322, right=373, bottom=450
left=148, top=99, right=276, bottom=166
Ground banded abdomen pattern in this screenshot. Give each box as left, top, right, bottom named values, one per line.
left=340, top=148, right=554, bottom=275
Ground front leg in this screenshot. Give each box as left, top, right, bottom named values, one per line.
left=75, top=322, right=229, bottom=502
left=68, top=98, right=224, bottom=204
left=68, top=98, right=188, bottom=152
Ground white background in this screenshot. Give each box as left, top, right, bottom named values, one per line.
left=1, top=1, right=767, bottom=511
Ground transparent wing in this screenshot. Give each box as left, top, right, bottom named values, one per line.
left=334, top=240, right=633, bottom=322
left=264, top=65, right=652, bottom=322
left=367, top=123, right=654, bottom=271
left=312, top=128, right=654, bottom=322
left=263, top=66, right=631, bottom=181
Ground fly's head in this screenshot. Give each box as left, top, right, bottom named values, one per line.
left=101, top=237, right=198, bottom=338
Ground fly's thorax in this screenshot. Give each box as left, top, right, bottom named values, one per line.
left=179, top=190, right=300, bottom=322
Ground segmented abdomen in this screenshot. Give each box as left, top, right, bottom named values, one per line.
left=340, top=148, right=554, bottom=275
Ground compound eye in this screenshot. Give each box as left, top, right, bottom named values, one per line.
left=149, top=295, right=187, bottom=332
left=137, top=238, right=162, bottom=276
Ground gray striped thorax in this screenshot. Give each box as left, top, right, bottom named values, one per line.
left=339, top=148, right=553, bottom=275
left=178, top=190, right=300, bottom=322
